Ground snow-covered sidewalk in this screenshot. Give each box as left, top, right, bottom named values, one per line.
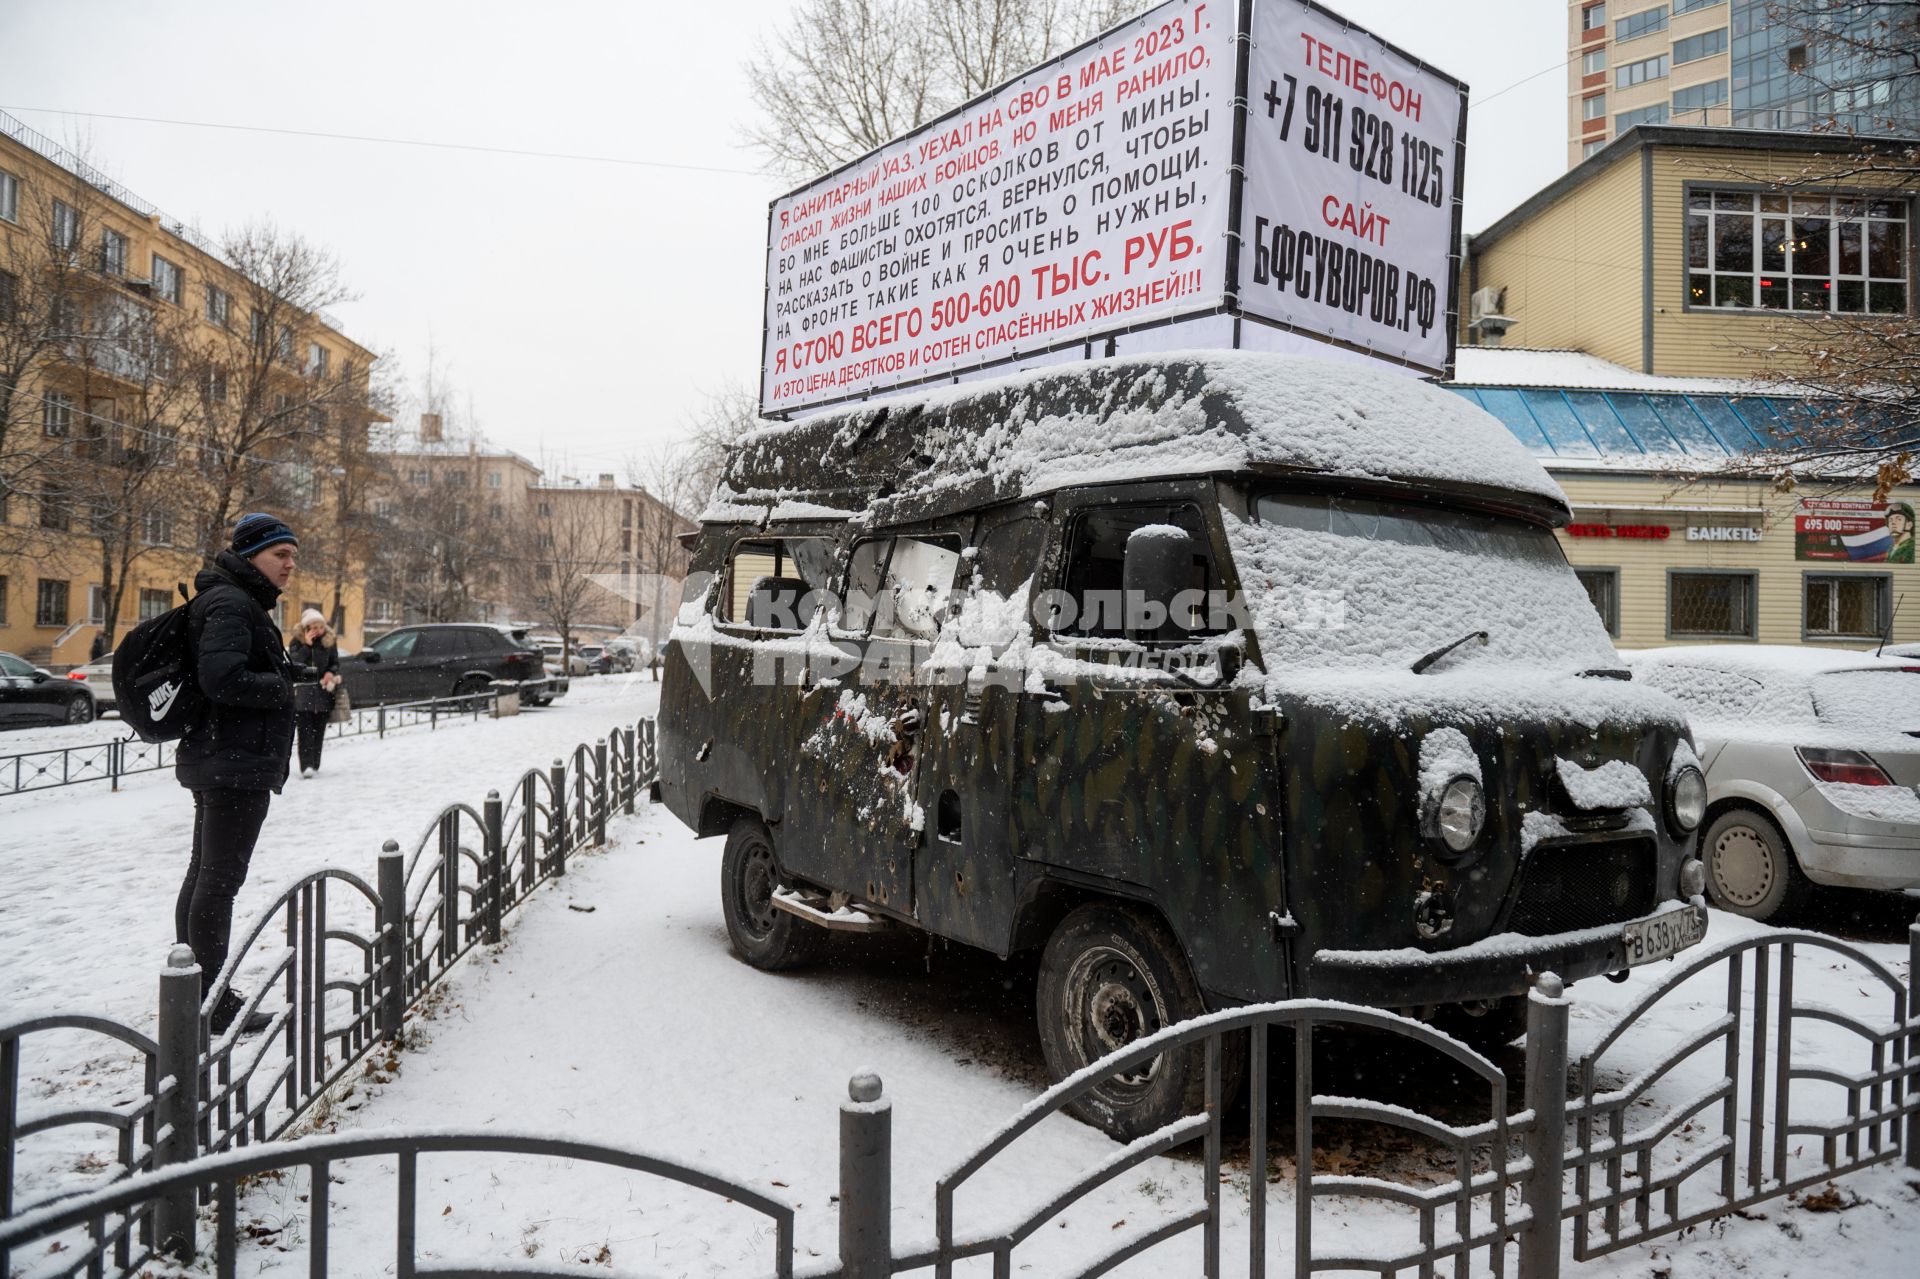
left=207, top=803, right=1920, bottom=1279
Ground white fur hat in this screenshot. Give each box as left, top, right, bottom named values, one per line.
left=299, top=608, right=328, bottom=633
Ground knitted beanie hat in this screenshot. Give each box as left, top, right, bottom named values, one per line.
left=231, top=512, right=298, bottom=558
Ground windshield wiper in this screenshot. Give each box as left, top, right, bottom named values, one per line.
left=1578, top=668, right=1631, bottom=681
left=1412, top=630, right=1488, bottom=674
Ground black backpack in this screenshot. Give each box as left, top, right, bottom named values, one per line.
left=112, top=583, right=208, bottom=743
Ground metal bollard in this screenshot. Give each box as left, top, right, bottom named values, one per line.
left=377, top=843, right=406, bottom=1042
left=154, top=945, right=203, bottom=1260
left=1521, top=971, right=1571, bottom=1279
left=839, top=1071, right=892, bottom=1279
left=622, top=726, right=637, bottom=815
left=1908, top=916, right=1919, bottom=1169
left=519, top=772, right=537, bottom=893
left=594, top=741, right=609, bottom=846
left=483, top=791, right=505, bottom=945
left=549, top=759, right=568, bottom=875
left=377, top=704, right=387, bottom=739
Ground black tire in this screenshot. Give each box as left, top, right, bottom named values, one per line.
left=1036, top=903, right=1231, bottom=1142
left=527, top=696, right=552, bottom=708
left=1702, top=806, right=1807, bottom=921
left=1432, top=995, right=1530, bottom=1056
left=720, top=818, right=826, bottom=971
left=452, top=675, right=491, bottom=700
left=66, top=695, right=95, bottom=725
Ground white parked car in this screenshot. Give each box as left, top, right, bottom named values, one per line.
left=534, top=638, right=588, bottom=677
left=1629, top=645, right=1920, bottom=919
left=69, top=653, right=117, bottom=711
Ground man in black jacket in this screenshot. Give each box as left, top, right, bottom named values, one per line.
left=175, top=513, right=301, bottom=1035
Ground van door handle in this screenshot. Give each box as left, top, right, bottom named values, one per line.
left=1032, top=686, right=1065, bottom=704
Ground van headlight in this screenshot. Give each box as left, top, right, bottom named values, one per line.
left=1432, top=776, right=1486, bottom=854
left=1666, top=764, right=1707, bottom=834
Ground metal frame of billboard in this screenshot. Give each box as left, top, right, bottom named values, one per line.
left=758, top=0, right=1469, bottom=420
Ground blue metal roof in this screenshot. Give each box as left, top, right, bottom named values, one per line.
left=1442, top=386, right=1819, bottom=459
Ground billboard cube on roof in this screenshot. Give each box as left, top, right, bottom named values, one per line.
left=761, top=0, right=1466, bottom=417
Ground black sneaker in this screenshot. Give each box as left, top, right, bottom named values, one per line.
left=209, top=989, right=274, bottom=1036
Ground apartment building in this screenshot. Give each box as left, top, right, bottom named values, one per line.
left=1568, top=1, right=1919, bottom=167
left=0, top=111, right=381, bottom=665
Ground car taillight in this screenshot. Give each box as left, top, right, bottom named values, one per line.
left=66, top=670, right=87, bottom=680
left=1796, top=746, right=1893, bottom=786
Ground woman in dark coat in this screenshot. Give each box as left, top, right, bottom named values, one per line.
left=175, top=513, right=299, bottom=1035
left=286, top=608, right=340, bottom=778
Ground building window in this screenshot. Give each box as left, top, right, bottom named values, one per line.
left=0, top=575, right=7, bottom=624
left=1672, top=79, right=1729, bottom=117
left=1582, top=138, right=1611, bottom=159
left=1805, top=574, right=1888, bottom=640
left=36, top=578, right=69, bottom=627
left=1582, top=48, right=1607, bottom=75
left=150, top=253, right=183, bottom=305
left=1673, top=0, right=1722, bottom=13
left=1616, top=6, right=1669, bottom=42
left=205, top=284, right=230, bottom=328
left=1583, top=94, right=1608, bottom=121
left=250, top=308, right=267, bottom=348
left=38, top=484, right=67, bottom=531
left=409, top=469, right=430, bottom=486
left=100, top=228, right=127, bottom=276
left=1617, top=103, right=1671, bottom=130
left=0, top=267, right=16, bottom=323
left=444, top=470, right=469, bottom=487
left=487, top=470, right=502, bottom=488
left=87, top=583, right=106, bottom=626
left=1687, top=189, right=1909, bottom=314
left=0, top=168, right=17, bottom=223
left=1668, top=570, right=1756, bottom=639
left=1617, top=54, right=1669, bottom=89
left=536, top=501, right=551, bottom=517
left=43, top=391, right=73, bottom=437
left=1576, top=568, right=1620, bottom=636
left=1674, top=27, right=1728, bottom=65
left=139, top=587, right=171, bottom=622
left=307, top=342, right=329, bottom=378
left=142, top=509, right=173, bottom=545
left=51, top=199, right=78, bottom=251
left=202, top=367, right=229, bottom=404
left=1583, top=3, right=1608, bottom=32
left=275, top=325, right=293, bottom=364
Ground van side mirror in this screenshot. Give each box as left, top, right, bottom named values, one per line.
left=1122, top=525, right=1197, bottom=644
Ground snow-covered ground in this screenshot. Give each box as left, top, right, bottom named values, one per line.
left=5, top=680, right=1917, bottom=1276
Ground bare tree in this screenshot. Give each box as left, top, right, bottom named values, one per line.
left=513, top=485, right=622, bottom=660
left=745, top=0, right=1142, bottom=178
left=626, top=447, right=702, bottom=679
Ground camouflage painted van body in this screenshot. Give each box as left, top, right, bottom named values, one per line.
left=659, top=354, right=1704, bottom=1013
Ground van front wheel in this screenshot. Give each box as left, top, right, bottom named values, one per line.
left=721, top=819, right=825, bottom=971
left=1036, top=903, right=1223, bottom=1142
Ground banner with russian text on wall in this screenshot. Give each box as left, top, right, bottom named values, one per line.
left=1795, top=497, right=1917, bottom=563
left=760, top=0, right=1468, bottom=417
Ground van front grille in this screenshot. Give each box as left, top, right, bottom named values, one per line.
left=1505, top=838, right=1655, bottom=936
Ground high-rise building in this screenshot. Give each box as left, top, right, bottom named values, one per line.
left=1568, top=1, right=1918, bottom=168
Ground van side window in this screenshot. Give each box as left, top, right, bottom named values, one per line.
left=837, top=536, right=962, bottom=640
left=1055, top=505, right=1217, bottom=640
left=725, top=537, right=836, bottom=632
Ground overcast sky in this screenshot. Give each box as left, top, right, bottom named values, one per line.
left=0, top=0, right=1567, bottom=475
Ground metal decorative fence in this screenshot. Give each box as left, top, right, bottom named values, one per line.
left=0, top=689, right=515, bottom=798
left=0, top=717, right=660, bottom=1276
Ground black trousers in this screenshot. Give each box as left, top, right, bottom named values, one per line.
left=296, top=711, right=329, bottom=772
left=175, top=788, right=273, bottom=991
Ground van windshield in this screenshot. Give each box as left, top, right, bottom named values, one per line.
left=1228, top=490, right=1619, bottom=673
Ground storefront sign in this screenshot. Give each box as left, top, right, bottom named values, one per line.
left=760, top=0, right=1467, bottom=415
left=1795, top=498, right=1915, bottom=563
left=1566, top=523, right=1670, bottom=539
left=1686, top=526, right=1762, bottom=542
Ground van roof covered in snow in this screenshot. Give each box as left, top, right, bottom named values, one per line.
left=705, top=352, right=1571, bottom=528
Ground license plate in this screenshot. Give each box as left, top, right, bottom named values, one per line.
left=1621, top=906, right=1706, bottom=967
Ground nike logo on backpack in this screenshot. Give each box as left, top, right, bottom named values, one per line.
left=149, top=680, right=182, bottom=720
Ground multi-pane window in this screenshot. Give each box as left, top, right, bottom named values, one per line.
left=1617, top=104, right=1670, bottom=130
left=1669, top=571, right=1755, bottom=639
left=1674, top=28, right=1728, bottom=65
left=1583, top=48, right=1608, bottom=75
left=1672, top=79, right=1729, bottom=117
left=0, top=267, right=16, bottom=323
left=100, top=228, right=127, bottom=276
left=1805, top=575, right=1887, bottom=639
left=250, top=309, right=266, bottom=348
left=409, top=469, right=430, bottom=486
left=151, top=253, right=182, bottom=305
left=1584, top=94, right=1608, bottom=121
left=51, top=199, right=78, bottom=250
left=487, top=471, right=502, bottom=488
left=0, top=575, right=7, bottom=624
left=1616, top=6, right=1669, bottom=42
left=275, top=325, right=293, bottom=364
left=1584, top=138, right=1610, bottom=159
left=1576, top=568, right=1620, bottom=636
left=307, top=342, right=329, bottom=378
left=1583, top=3, right=1608, bottom=31
left=139, top=587, right=171, bottom=622
left=43, top=391, right=73, bottom=437
left=1687, top=189, right=1909, bottom=314
left=205, top=284, right=230, bottom=327
left=38, top=484, right=67, bottom=531
left=36, top=578, right=69, bottom=627
left=202, top=367, right=228, bottom=403
left=726, top=537, right=836, bottom=630
left=1674, top=0, right=1722, bottom=12
left=1617, top=54, right=1669, bottom=88
left=87, top=583, right=106, bottom=625
left=0, top=168, right=18, bottom=223
left=142, top=509, right=173, bottom=545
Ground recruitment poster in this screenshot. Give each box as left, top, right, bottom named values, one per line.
left=1794, top=497, right=1917, bottom=563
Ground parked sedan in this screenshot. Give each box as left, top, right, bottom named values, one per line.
left=0, top=651, right=97, bottom=727
left=1630, top=645, right=1920, bottom=919
left=344, top=624, right=547, bottom=706
left=68, top=653, right=117, bottom=711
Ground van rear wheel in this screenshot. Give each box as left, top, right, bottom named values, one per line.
left=721, top=818, right=825, bottom=970
left=1036, top=903, right=1231, bottom=1142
